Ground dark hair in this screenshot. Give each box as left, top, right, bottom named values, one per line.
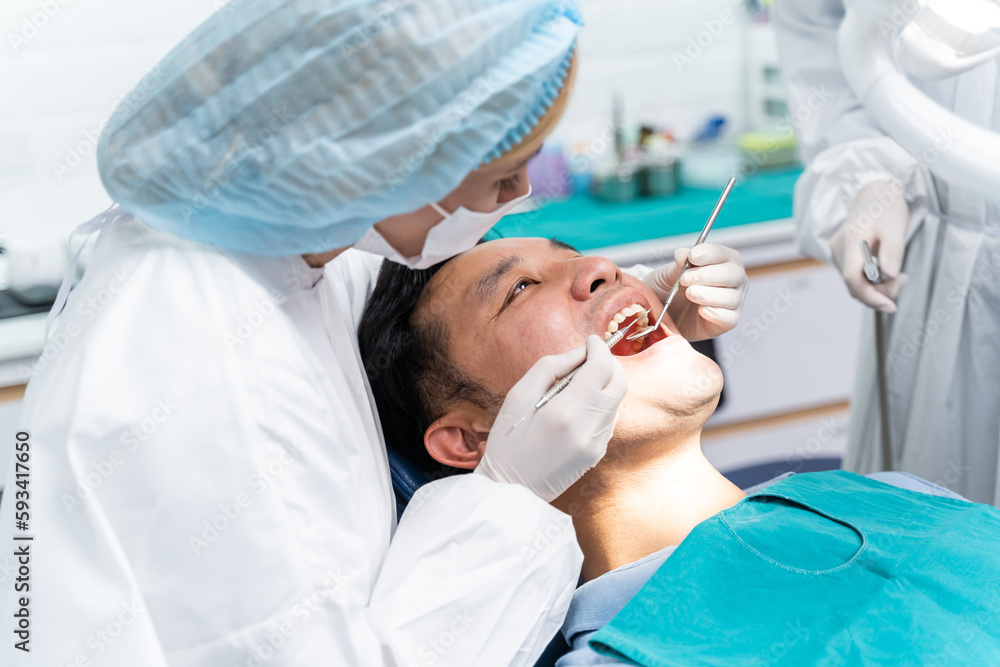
left=357, top=258, right=502, bottom=478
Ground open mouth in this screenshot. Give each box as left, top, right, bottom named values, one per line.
left=602, top=302, right=670, bottom=356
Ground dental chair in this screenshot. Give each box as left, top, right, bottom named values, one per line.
left=386, top=446, right=429, bottom=522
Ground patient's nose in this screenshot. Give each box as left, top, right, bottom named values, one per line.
left=569, top=256, right=621, bottom=301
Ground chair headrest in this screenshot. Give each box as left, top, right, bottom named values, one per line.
left=386, top=446, right=433, bottom=510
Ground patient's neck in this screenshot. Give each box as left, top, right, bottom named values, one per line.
left=554, top=432, right=745, bottom=582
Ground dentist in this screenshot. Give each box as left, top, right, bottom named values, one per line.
left=0, top=2, right=627, bottom=665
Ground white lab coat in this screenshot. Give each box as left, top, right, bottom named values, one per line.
left=0, top=216, right=581, bottom=665
left=774, top=0, right=1000, bottom=506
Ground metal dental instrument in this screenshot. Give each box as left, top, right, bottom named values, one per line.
left=504, top=309, right=651, bottom=435
left=861, top=239, right=893, bottom=470
left=533, top=311, right=648, bottom=410
left=861, top=239, right=886, bottom=284
left=627, top=177, right=736, bottom=342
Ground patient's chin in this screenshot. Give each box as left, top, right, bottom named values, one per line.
left=667, top=356, right=724, bottom=410
left=616, top=354, right=721, bottom=441
left=623, top=337, right=722, bottom=404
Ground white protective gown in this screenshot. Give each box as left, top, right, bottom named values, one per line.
left=0, top=216, right=581, bottom=665
left=774, top=0, right=1000, bottom=505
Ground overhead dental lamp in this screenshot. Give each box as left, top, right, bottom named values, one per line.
left=839, top=0, right=1000, bottom=203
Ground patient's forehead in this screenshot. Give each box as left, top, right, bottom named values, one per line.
left=445, top=237, right=562, bottom=275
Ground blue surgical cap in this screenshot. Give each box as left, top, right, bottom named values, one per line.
left=97, top=0, right=581, bottom=256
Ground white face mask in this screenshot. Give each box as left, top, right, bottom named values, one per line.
left=354, top=187, right=532, bottom=269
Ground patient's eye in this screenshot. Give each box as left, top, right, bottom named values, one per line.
left=501, top=278, right=536, bottom=311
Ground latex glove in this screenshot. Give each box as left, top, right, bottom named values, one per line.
left=643, top=243, right=748, bottom=341
left=828, top=180, right=909, bottom=313
left=475, top=335, right=627, bottom=503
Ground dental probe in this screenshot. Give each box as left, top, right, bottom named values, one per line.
left=533, top=314, right=646, bottom=410
left=503, top=311, right=650, bottom=436
left=626, top=177, right=736, bottom=342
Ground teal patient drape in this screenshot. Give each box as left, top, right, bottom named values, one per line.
left=589, top=470, right=1000, bottom=666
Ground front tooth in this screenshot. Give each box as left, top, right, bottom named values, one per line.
left=621, top=306, right=635, bottom=317
left=607, top=320, right=619, bottom=333
left=613, top=313, right=625, bottom=323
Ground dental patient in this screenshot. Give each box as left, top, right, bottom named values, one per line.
left=357, top=238, right=1000, bottom=666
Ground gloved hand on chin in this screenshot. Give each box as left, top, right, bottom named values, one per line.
left=475, top=335, right=626, bottom=503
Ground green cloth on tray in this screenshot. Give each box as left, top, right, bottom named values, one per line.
left=492, top=167, right=802, bottom=251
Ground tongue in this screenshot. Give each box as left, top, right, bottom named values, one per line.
left=609, top=314, right=642, bottom=356
left=609, top=320, right=670, bottom=356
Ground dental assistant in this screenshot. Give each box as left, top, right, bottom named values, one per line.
left=0, top=2, right=627, bottom=665
left=775, top=0, right=1000, bottom=505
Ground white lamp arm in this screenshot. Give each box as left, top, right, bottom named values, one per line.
left=839, top=0, right=1000, bottom=204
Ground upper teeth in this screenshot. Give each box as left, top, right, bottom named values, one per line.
left=604, top=303, right=648, bottom=341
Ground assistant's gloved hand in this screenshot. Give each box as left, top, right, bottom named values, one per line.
left=829, top=180, right=909, bottom=313
left=475, top=335, right=627, bottom=503
left=643, top=243, right=748, bottom=341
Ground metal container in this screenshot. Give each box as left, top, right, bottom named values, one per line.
left=639, top=154, right=678, bottom=197
left=591, top=161, right=639, bottom=203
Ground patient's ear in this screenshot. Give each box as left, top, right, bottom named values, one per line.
left=424, top=405, right=493, bottom=470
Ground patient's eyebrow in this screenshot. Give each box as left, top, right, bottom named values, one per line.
left=549, top=238, right=579, bottom=254
left=477, top=253, right=525, bottom=304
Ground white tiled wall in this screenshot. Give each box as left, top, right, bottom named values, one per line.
left=0, top=0, right=759, bottom=246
